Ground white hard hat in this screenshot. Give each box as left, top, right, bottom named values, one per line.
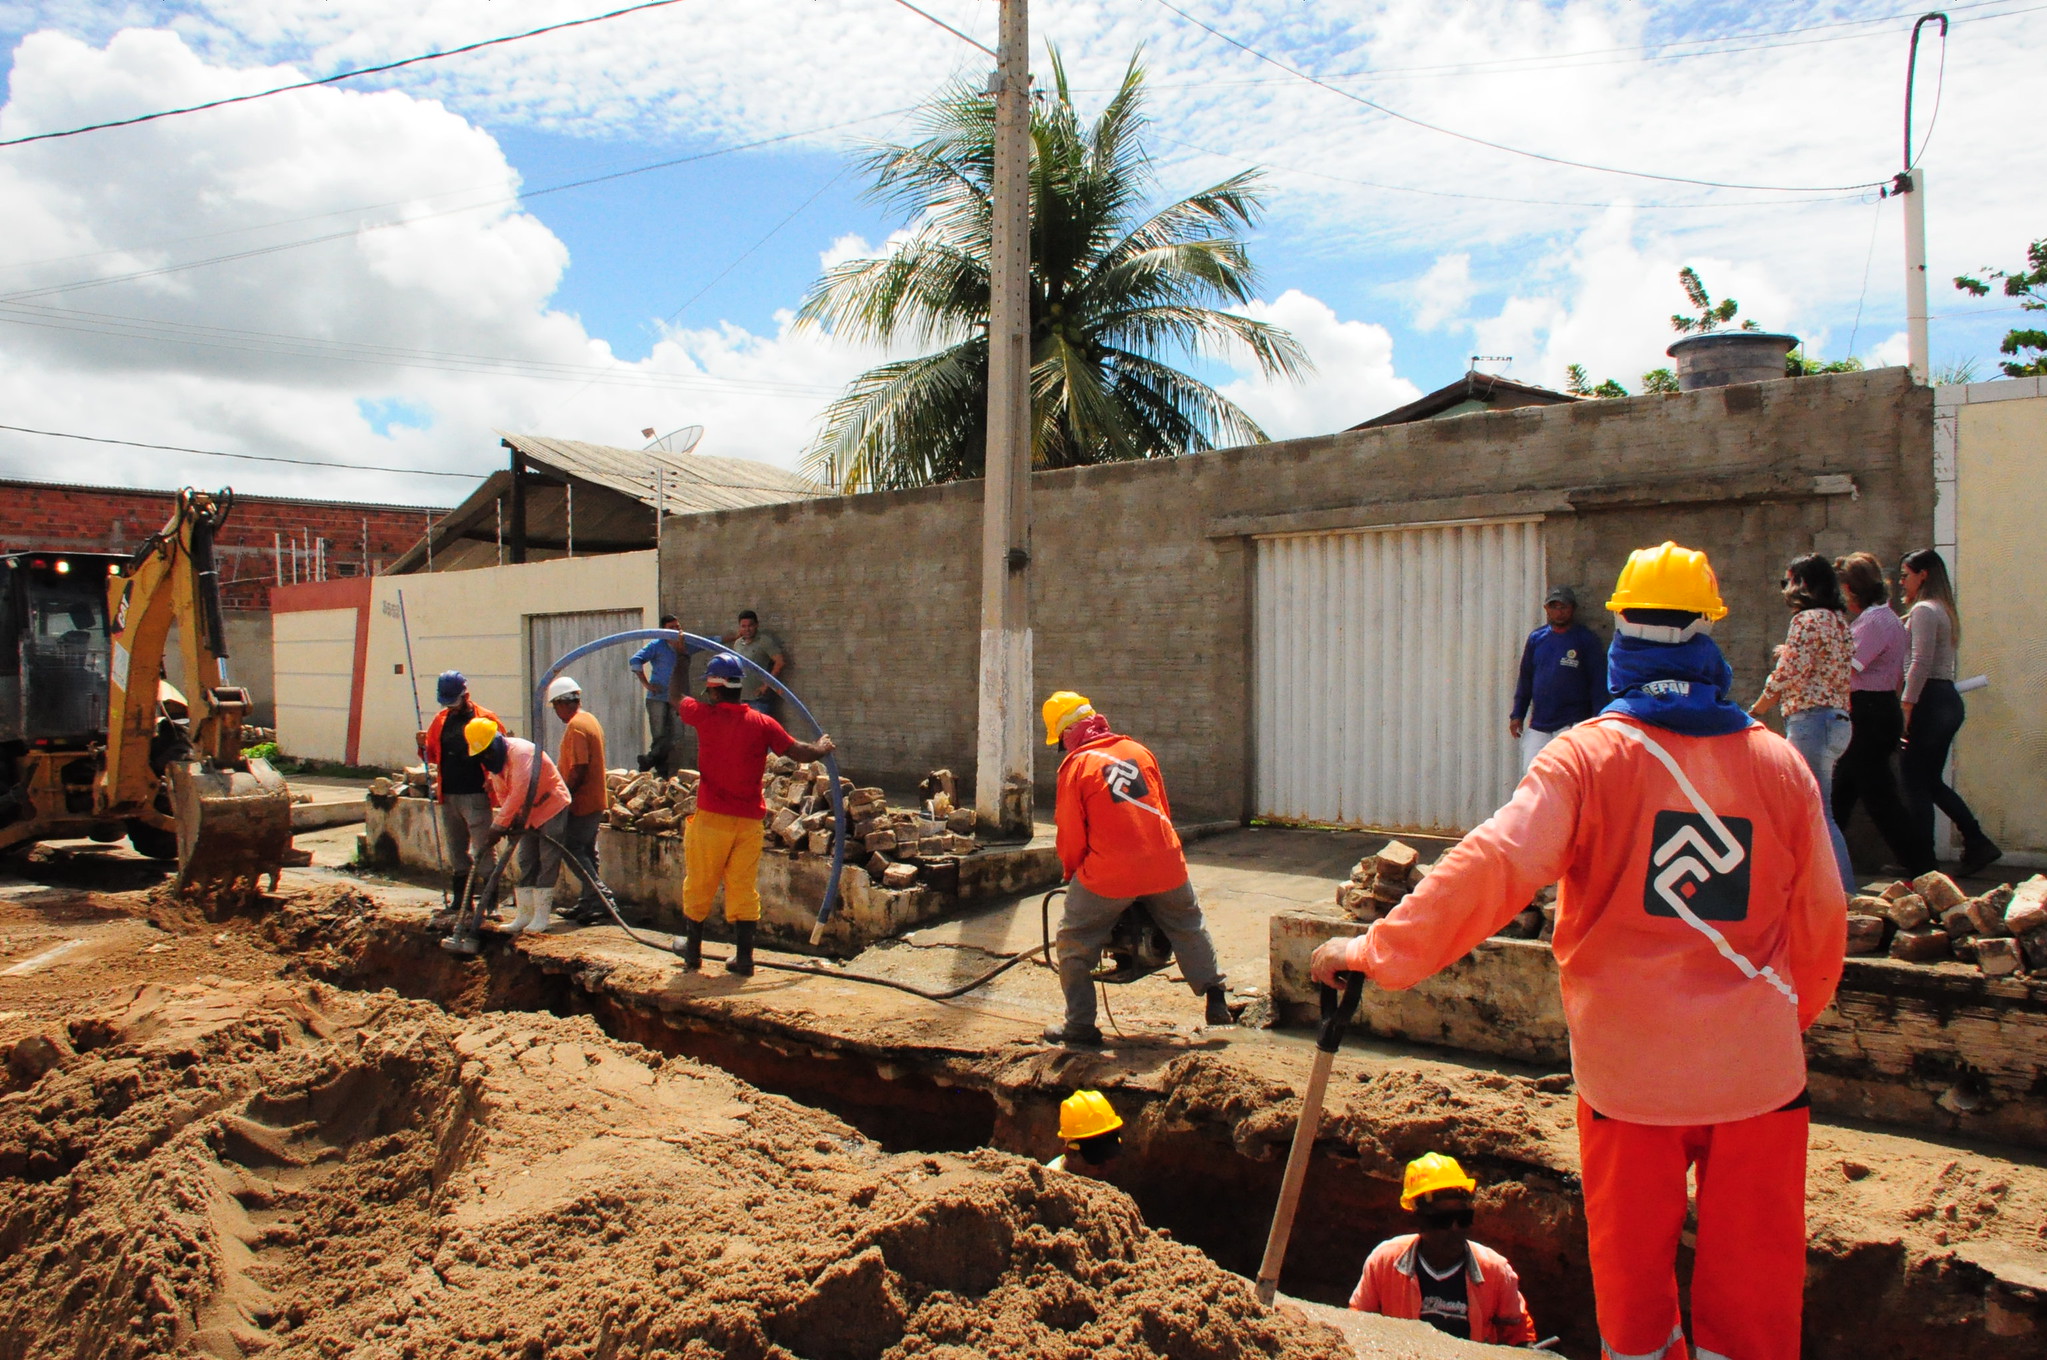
left=546, top=675, right=582, bottom=704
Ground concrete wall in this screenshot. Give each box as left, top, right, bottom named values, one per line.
left=660, top=369, right=1933, bottom=820
left=271, top=552, right=656, bottom=768
left=1941, top=378, right=2047, bottom=858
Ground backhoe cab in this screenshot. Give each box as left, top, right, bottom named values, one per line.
left=0, top=489, right=291, bottom=901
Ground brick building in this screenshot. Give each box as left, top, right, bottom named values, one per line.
left=0, top=479, right=448, bottom=609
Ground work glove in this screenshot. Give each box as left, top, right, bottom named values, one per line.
left=1310, top=934, right=1369, bottom=989
left=487, top=825, right=510, bottom=846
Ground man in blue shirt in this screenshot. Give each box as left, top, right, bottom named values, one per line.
left=630, top=614, right=687, bottom=775
left=1509, top=586, right=1606, bottom=772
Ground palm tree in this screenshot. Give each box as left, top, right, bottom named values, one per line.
left=797, top=51, right=1308, bottom=492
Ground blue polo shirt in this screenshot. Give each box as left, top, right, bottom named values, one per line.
left=1511, top=622, right=1607, bottom=732
left=629, top=637, right=681, bottom=693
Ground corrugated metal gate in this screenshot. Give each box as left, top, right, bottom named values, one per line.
left=1254, top=519, right=1545, bottom=834
left=525, top=608, right=646, bottom=770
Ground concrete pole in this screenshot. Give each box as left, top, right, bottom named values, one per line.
left=974, top=0, right=1034, bottom=838
left=1901, top=168, right=1930, bottom=386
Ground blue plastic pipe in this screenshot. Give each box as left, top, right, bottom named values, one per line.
left=531, top=630, right=850, bottom=945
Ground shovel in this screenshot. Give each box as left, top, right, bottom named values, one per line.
left=1255, top=970, right=1365, bottom=1306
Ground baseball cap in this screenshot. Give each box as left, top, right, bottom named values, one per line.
left=1544, top=586, right=1577, bottom=607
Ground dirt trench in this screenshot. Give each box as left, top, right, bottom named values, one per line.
left=271, top=889, right=2047, bottom=1360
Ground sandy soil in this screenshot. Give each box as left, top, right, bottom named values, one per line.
left=0, top=862, right=1457, bottom=1360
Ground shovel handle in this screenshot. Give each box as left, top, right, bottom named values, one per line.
left=1256, top=971, right=1364, bottom=1306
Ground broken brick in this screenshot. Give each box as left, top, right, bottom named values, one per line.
left=2005, top=878, right=2047, bottom=936
left=882, top=863, right=920, bottom=889
left=1373, top=840, right=1420, bottom=881
left=1885, top=894, right=1931, bottom=931
left=1913, top=871, right=1966, bottom=914
left=1974, top=937, right=2023, bottom=978
left=1889, top=929, right=1951, bottom=963
left=1844, top=915, right=1887, bottom=956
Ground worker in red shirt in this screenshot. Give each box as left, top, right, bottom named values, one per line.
left=1042, top=690, right=1230, bottom=1046
left=1349, top=1153, right=1538, bottom=1347
left=677, top=652, right=835, bottom=977
left=1313, top=543, right=1846, bottom=1360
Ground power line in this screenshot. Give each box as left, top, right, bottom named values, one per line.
left=1151, top=132, right=1869, bottom=212
left=885, top=0, right=995, bottom=55
left=0, top=0, right=697, bottom=150
left=1147, top=0, right=1892, bottom=193
left=0, top=423, right=484, bottom=478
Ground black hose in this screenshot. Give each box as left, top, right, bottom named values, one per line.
left=450, top=830, right=1045, bottom=1004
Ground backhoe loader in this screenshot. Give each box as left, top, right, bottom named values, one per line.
left=0, top=488, right=292, bottom=900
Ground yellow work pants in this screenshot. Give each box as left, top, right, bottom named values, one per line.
left=681, top=810, right=763, bottom=923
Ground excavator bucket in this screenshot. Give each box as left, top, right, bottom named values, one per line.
left=170, top=756, right=293, bottom=902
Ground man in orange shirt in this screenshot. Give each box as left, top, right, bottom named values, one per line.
left=1042, top=690, right=1230, bottom=1046
left=546, top=675, right=609, bottom=925
left=1349, top=1153, right=1537, bottom=1347
left=1312, top=544, right=1846, bottom=1360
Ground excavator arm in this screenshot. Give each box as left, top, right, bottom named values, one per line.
left=104, top=489, right=291, bottom=899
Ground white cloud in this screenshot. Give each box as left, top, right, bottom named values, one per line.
left=1410, top=253, right=1474, bottom=333
left=1219, top=289, right=1418, bottom=437
left=0, top=28, right=877, bottom=499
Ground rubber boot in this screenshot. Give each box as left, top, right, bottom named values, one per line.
left=1203, top=985, right=1233, bottom=1027
left=507, top=887, right=538, bottom=934
left=727, top=920, right=756, bottom=977
left=1043, top=955, right=1104, bottom=1046
left=680, top=918, right=704, bottom=972
left=449, top=869, right=470, bottom=902
left=523, top=892, right=553, bottom=935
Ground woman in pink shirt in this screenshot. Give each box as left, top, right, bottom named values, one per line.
left=1751, top=554, right=1857, bottom=891
left=1830, top=553, right=1920, bottom=872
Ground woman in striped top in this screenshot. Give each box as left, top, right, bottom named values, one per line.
left=1751, top=554, right=1857, bottom=891
left=1898, top=549, right=2001, bottom=876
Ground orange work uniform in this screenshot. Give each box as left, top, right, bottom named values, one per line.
left=1322, top=713, right=1846, bottom=1360
left=1054, top=733, right=1186, bottom=898
left=1350, top=1236, right=1537, bottom=1347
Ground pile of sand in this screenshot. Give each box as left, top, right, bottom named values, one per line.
left=0, top=978, right=1350, bottom=1359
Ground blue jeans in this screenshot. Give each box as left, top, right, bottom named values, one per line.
left=1785, top=707, right=1856, bottom=892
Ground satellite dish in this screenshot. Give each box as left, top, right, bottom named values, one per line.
left=645, top=425, right=704, bottom=455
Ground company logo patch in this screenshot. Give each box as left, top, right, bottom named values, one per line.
left=1639, top=679, right=1692, bottom=698
left=1644, top=810, right=1753, bottom=922
left=1102, top=757, right=1150, bottom=805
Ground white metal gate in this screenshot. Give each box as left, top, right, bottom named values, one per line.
left=525, top=608, right=646, bottom=770
left=1254, top=519, right=1545, bottom=834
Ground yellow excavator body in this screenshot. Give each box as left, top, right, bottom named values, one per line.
left=0, top=489, right=292, bottom=901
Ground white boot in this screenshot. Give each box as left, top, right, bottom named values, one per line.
left=507, top=887, right=537, bottom=933
left=524, top=892, right=553, bottom=934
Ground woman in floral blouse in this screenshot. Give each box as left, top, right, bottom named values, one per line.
left=1751, top=554, right=1857, bottom=891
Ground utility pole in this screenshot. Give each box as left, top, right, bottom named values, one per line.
left=1898, top=12, right=1947, bottom=387
left=975, top=0, right=1034, bottom=838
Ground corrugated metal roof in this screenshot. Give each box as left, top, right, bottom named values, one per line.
left=495, top=431, right=817, bottom=513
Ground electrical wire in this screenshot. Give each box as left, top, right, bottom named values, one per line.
left=0, top=0, right=698, bottom=150
left=1147, top=0, right=1892, bottom=193
left=1846, top=195, right=1888, bottom=359
left=884, top=0, right=995, bottom=55
left=0, top=422, right=482, bottom=478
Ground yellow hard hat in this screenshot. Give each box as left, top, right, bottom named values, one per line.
left=1605, top=541, right=1728, bottom=621
left=464, top=717, right=501, bottom=756
left=1058, top=1089, right=1124, bottom=1142
left=1042, top=690, right=1094, bottom=746
left=1400, top=1152, right=1477, bottom=1211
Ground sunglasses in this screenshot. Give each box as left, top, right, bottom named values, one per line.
left=1416, top=1207, right=1476, bottom=1231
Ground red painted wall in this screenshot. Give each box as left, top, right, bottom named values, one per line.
left=0, top=479, right=446, bottom=610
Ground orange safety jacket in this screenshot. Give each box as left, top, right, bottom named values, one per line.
left=1325, top=713, right=1847, bottom=1126
left=1349, top=1236, right=1538, bottom=1347
left=1054, top=733, right=1187, bottom=900
left=419, top=702, right=505, bottom=804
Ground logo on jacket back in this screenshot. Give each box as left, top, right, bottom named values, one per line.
left=1644, top=810, right=1753, bottom=921
left=1102, top=758, right=1150, bottom=805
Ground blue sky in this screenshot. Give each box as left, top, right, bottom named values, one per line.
left=0, top=1, right=2038, bottom=502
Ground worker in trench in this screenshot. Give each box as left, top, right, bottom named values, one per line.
left=1041, top=690, right=1232, bottom=1047
left=416, top=671, right=508, bottom=909
left=676, top=652, right=835, bottom=977
left=465, top=717, right=572, bottom=938
left=1312, top=542, right=1846, bottom=1360
left=546, top=675, right=609, bottom=925
left=1347, top=1153, right=1538, bottom=1347
left=1046, top=1089, right=1124, bottom=1174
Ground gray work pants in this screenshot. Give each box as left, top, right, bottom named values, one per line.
left=439, top=793, right=496, bottom=883
left=1055, top=879, right=1224, bottom=1030
left=563, top=810, right=603, bottom=908
left=645, top=696, right=679, bottom=774
left=511, top=809, right=571, bottom=890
